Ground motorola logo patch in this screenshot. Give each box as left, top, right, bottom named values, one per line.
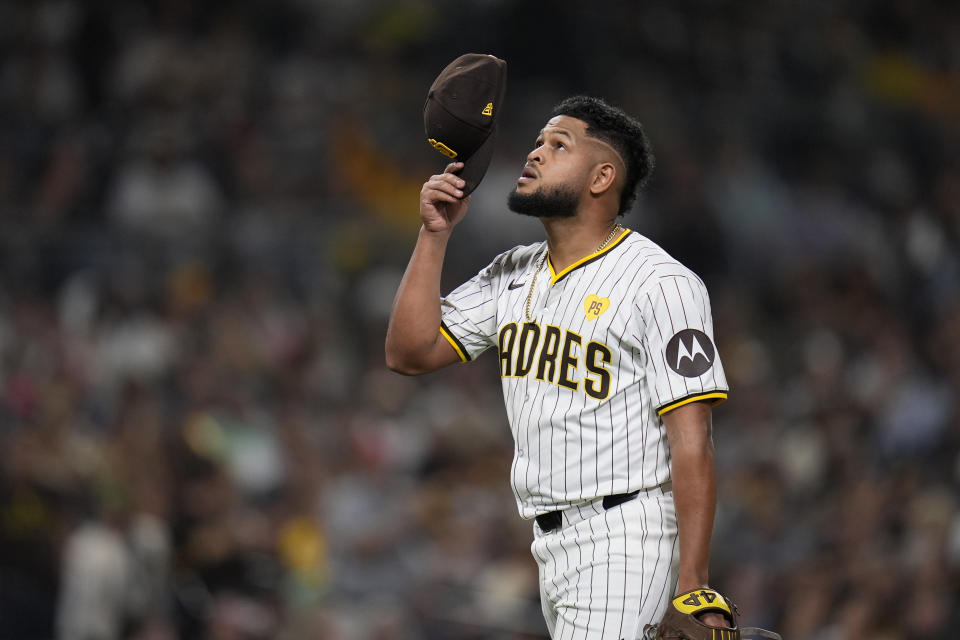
left=665, top=329, right=716, bottom=377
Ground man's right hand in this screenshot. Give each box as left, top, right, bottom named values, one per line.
left=420, top=162, right=471, bottom=233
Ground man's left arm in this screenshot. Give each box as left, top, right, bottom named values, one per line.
left=661, top=399, right=727, bottom=628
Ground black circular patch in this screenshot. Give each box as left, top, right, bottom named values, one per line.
left=665, top=329, right=716, bottom=377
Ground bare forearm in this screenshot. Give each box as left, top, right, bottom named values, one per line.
left=662, top=402, right=718, bottom=593
left=385, top=226, right=451, bottom=372
left=671, top=437, right=717, bottom=591
left=386, top=162, right=468, bottom=374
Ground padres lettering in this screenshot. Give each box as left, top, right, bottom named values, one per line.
left=498, top=321, right=612, bottom=400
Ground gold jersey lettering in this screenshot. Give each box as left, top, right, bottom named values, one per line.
left=498, top=321, right=613, bottom=400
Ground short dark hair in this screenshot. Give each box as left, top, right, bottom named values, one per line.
left=550, top=96, right=655, bottom=215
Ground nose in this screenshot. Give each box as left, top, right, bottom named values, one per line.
left=527, top=145, right=543, bottom=165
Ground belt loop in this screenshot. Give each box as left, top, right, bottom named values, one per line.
left=535, top=510, right=562, bottom=532
left=601, top=490, right=641, bottom=510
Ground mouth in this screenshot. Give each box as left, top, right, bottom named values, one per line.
left=517, top=166, right=538, bottom=185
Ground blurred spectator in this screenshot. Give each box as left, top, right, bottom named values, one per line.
left=107, top=118, right=224, bottom=241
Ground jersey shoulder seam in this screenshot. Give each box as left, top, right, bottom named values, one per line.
left=634, top=265, right=705, bottom=315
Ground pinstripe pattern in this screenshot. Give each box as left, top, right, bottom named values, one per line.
left=440, top=229, right=727, bottom=637
left=531, top=490, right=678, bottom=639
left=440, top=230, right=728, bottom=517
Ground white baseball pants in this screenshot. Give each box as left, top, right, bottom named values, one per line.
left=531, top=487, right=678, bottom=640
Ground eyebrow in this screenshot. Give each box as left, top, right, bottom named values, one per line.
left=536, top=128, right=573, bottom=143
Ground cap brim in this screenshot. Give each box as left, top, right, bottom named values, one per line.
left=456, top=124, right=497, bottom=196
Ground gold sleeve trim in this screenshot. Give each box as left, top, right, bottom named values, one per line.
left=657, top=392, right=728, bottom=416
left=439, top=325, right=469, bottom=362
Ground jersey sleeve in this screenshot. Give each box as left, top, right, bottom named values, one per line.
left=639, top=273, right=729, bottom=415
left=439, top=259, right=502, bottom=362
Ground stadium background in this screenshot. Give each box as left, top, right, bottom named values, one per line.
left=0, top=0, right=958, bottom=638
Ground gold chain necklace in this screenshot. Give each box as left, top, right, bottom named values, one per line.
left=524, top=223, right=622, bottom=322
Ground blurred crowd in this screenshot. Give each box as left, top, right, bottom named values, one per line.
left=0, top=0, right=958, bottom=638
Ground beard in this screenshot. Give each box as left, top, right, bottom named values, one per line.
left=507, top=184, right=581, bottom=219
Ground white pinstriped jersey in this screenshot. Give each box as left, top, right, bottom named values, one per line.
left=440, top=229, right=728, bottom=520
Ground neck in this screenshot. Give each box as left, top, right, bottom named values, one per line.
left=542, top=216, right=621, bottom=274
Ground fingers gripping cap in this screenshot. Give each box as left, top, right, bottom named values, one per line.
left=424, top=53, right=507, bottom=195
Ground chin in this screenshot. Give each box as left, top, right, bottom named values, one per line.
left=507, top=183, right=580, bottom=219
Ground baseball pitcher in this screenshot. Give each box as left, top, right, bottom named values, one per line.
left=387, top=55, right=776, bottom=639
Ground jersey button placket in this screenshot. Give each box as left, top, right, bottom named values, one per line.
left=539, top=278, right=559, bottom=316
left=528, top=279, right=545, bottom=320
left=545, top=276, right=560, bottom=311
left=535, top=284, right=546, bottom=319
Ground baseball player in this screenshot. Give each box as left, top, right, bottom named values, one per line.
left=386, top=93, right=731, bottom=638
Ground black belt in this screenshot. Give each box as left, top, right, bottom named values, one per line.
left=535, top=490, right=641, bottom=533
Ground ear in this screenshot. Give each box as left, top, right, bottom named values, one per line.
left=589, top=162, right=617, bottom=197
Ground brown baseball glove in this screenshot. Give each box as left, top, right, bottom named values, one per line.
left=642, top=588, right=782, bottom=640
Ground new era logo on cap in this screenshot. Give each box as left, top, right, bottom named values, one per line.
left=424, top=53, right=507, bottom=195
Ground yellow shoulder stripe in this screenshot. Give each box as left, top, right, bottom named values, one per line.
left=657, top=392, right=728, bottom=416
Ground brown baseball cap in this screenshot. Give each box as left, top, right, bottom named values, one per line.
left=424, top=53, right=507, bottom=195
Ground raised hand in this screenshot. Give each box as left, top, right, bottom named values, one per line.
left=420, top=162, right=471, bottom=233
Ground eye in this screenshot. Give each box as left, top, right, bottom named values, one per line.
left=554, top=140, right=565, bottom=150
